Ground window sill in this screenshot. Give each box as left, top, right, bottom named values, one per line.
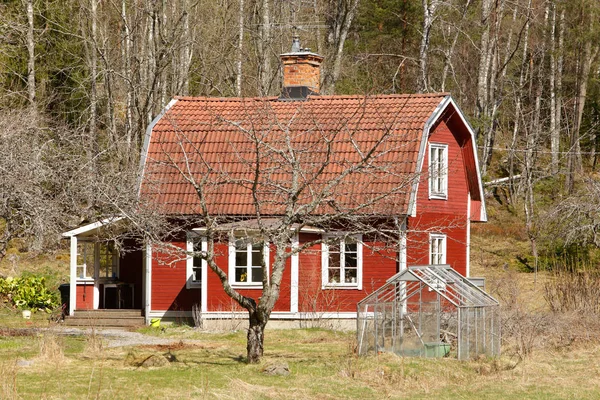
left=322, top=284, right=361, bottom=290
left=186, top=283, right=202, bottom=289
left=429, top=193, right=448, bottom=200
left=76, top=278, right=95, bottom=283
left=230, top=283, right=263, bottom=290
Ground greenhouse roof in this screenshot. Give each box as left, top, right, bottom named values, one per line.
left=358, top=265, right=499, bottom=309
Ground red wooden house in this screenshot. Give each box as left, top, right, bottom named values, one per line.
left=62, top=41, right=486, bottom=326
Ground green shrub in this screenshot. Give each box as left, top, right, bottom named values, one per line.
left=0, top=275, right=60, bottom=312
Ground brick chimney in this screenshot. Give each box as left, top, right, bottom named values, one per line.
left=279, top=36, right=324, bottom=100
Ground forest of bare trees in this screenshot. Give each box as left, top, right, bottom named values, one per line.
left=0, top=0, right=599, bottom=267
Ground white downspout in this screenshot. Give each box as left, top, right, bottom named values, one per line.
left=290, top=234, right=299, bottom=314
left=69, top=236, right=77, bottom=316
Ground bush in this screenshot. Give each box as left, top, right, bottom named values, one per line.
left=0, top=275, right=60, bottom=312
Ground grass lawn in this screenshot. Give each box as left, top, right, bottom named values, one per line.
left=1, top=309, right=600, bottom=400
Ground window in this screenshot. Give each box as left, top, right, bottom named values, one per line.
left=76, top=242, right=94, bottom=280
left=76, top=241, right=118, bottom=280
left=322, top=234, right=363, bottom=289
left=229, top=237, right=269, bottom=288
left=429, top=143, right=448, bottom=198
left=97, top=242, right=118, bottom=279
left=430, top=234, right=446, bottom=265
left=186, top=234, right=206, bottom=289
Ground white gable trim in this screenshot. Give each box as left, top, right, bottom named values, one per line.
left=409, top=95, right=487, bottom=222
left=137, top=98, right=179, bottom=197
left=61, top=217, right=124, bottom=237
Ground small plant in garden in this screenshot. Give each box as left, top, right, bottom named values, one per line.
left=0, top=275, right=59, bottom=312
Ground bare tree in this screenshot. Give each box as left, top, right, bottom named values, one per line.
left=140, top=97, right=432, bottom=362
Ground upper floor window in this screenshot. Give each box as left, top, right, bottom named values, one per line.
left=429, top=143, right=448, bottom=199
left=430, top=233, right=446, bottom=265
left=322, top=234, right=363, bottom=289
left=229, top=237, right=269, bottom=288
left=186, top=234, right=206, bottom=289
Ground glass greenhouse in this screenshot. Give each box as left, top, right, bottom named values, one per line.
left=357, top=265, right=500, bottom=360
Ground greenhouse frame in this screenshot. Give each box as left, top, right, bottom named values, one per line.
left=357, top=265, right=500, bottom=360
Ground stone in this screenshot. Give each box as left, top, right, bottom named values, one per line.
left=262, top=361, right=290, bottom=376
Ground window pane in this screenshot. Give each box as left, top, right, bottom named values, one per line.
left=328, top=267, right=340, bottom=283
left=344, top=267, right=357, bottom=283
left=251, top=267, right=263, bottom=283
left=235, top=267, right=247, bottom=282
left=345, top=242, right=357, bottom=253
left=236, top=250, right=247, bottom=267
left=251, top=247, right=263, bottom=267
left=329, top=251, right=340, bottom=270
left=192, top=266, right=201, bottom=282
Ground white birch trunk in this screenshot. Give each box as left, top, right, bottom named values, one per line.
left=236, top=0, right=245, bottom=97
left=90, top=0, right=98, bottom=138
left=26, top=0, right=35, bottom=109
left=418, top=0, right=440, bottom=93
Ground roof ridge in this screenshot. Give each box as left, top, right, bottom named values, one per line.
left=173, top=92, right=449, bottom=103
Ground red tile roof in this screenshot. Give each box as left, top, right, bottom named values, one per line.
left=140, top=93, right=448, bottom=216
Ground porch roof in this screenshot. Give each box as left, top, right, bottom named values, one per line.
left=61, top=217, right=125, bottom=238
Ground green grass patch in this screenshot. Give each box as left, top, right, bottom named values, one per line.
left=1, top=324, right=599, bottom=399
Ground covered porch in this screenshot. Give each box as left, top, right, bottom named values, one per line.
left=62, top=218, right=146, bottom=318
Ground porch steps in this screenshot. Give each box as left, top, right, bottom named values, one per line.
left=63, top=309, right=145, bottom=328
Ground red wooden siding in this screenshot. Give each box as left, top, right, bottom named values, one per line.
left=296, top=233, right=397, bottom=313
left=151, top=241, right=201, bottom=311
left=410, top=119, right=469, bottom=276
left=406, top=214, right=468, bottom=276
left=205, top=242, right=292, bottom=312
left=75, top=283, right=94, bottom=310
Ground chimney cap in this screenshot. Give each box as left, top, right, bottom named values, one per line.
left=281, top=36, right=322, bottom=58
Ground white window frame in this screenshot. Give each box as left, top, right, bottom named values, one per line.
left=321, top=234, right=363, bottom=290
left=429, top=143, right=448, bottom=199
left=76, top=241, right=119, bottom=281
left=228, top=236, right=270, bottom=289
left=429, top=233, right=447, bottom=265
left=76, top=241, right=95, bottom=281
left=186, top=233, right=206, bottom=289
left=96, top=241, right=119, bottom=280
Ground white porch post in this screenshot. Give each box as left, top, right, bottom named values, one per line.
left=69, top=236, right=77, bottom=316
left=144, top=242, right=152, bottom=324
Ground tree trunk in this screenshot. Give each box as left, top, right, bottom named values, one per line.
left=90, top=0, right=97, bottom=138
left=549, top=0, right=558, bottom=173
left=322, top=0, right=360, bottom=94
left=257, top=0, right=271, bottom=96
left=247, top=310, right=266, bottom=363
left=508, top=0, right=532, bottom=202
left=475, top=0, right=493, bottom=130
left=418, top=0, right=440, bottom=93
left=566, top=18, right=599, bottom=193
left=236, top=0, right=244, bottom=97
left=441, top=0, right=472, bottom=92
left=25, top=0, right=36, bottom=109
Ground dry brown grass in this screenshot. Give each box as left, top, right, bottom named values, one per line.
left=37, top=332, right=65, bottom=364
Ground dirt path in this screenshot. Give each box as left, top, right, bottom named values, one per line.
left=54, top=327, right=204, bottom=348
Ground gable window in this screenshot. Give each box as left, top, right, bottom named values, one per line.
left=229, top=237, right=269, bottom=288
left=186, top=234, right=206, bottom=289
left=430, top=234, right=446, bottom=265
left=322, top=234, right=363, bottom=289
left=429, top=143, right=448, bottom=199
